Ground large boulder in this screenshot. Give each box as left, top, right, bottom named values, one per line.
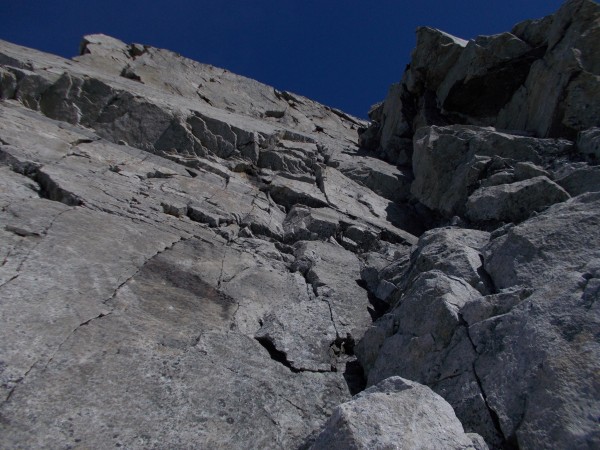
left=310, top=377, right=487, bottom=450
left=356, top=227, right=504, bottom=447
left=465, top=176, right=570, bottom=223
left=472, top=193, right=600, bottom=449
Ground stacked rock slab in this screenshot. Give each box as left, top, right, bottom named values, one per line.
left=1, top=0, right=599, bottom=449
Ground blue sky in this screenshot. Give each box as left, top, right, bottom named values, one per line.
left=3, top=1, right=565, bottom=118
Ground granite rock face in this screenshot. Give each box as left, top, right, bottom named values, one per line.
left=1, top=1, right=599, bottom=449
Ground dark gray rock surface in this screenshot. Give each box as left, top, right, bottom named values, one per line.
left=1, top=1, right=599, bottom=449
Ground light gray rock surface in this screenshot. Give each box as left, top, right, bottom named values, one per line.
left=0, top=35, right=416, bottom=449
left=466, top=176, right=570, bottom=223
left=310, top=376, right=487, bottom=450
left=357, top=195, right=600, bottom=448
left=1, top=1, right=599, bottom=449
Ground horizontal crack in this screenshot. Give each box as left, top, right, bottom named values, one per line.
left=254, top=336, right=333, bottom=375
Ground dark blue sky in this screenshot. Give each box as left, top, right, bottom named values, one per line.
left=3, top=1, right=564, bottom=118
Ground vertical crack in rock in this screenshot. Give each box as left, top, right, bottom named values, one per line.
left=355, top=278, right=390, bottom=322
left=315, top=165, right=333, bottom=206
left=460, top=313, right=511, bottom=448
left=476, top=254, right=497, bottom=295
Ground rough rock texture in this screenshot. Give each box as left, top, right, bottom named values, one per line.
left=410, top=125, right=573, bottom=220
left=360, top=0, right=600, bottom=158
left=310, top=377, right=487, bottom=450
left=1, top=1, right=599, bottom=449
left=0, top=34, right=416, bottom=449
left=352, top=2, right=600, bottom=449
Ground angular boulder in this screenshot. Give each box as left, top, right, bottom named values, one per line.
left=310, top=377, right=487, bottom=450
left=465, top=176, right=570, bottom=223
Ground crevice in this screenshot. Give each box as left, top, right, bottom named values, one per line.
left=102, top=235, right=187, bottom=306
left=13, top=164, right=83, bottom=207
left=343, top=359, right=366, bottom=396
left=356, top=279, right=390, bottom=321
left=0, top=274, right=19, bottom=290
left=276, top=394, right=308, bottom=416
left=330, top=333, right=355, bottom=357
left=254, top=335, right=301, bottom=373
left=2, top=361, right=37, bottom=406
left=79, top=311, right=112, bottom=326
left=69, top=138, right=96, bottom=147
left=322, top=297, right=340, bottom=339
left=314, top=165, right=333, bottom=206
left=461, top=315, right=512, bottom=449
left=477, top=254, right=498, bottom=294
left=254, top=335, right=333, bottom=375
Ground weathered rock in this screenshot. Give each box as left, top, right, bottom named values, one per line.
left=293, top=240, right=373, bottom=342
left=578, top=127, right=600, bottom=160
left=283, top=205, right=341, bottom=242
left=437, top=32, right=536, bottom=120
left=497, top=0, right=600, bottom=138
left=310, top=377, right=487, bottom=450
left=0, top=87, right=380, bottom=449
left=361, top=0, right=599, bottom=169
left=355, top=226, right=505, bottom=446
left=1, top=2, right=599, bottom=449
left=470, top=193, right=600, bottom=448
left=0, top=67, right=17, bottom=99
left=357, top=187, right=600, bottom=449
left=513, top=161, right=550, bottom=181
left=411, top=125, right=572, bottom=218
left=556, top=164, right=600, bottom=196
left=405, top=227, right=492, bottom=294
left=465, top=176, right=570, bottom=224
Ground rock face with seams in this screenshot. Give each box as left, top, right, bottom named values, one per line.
left=1, top=1, right=600, bottom=449
left=0, top=34, right=416, bottom=449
